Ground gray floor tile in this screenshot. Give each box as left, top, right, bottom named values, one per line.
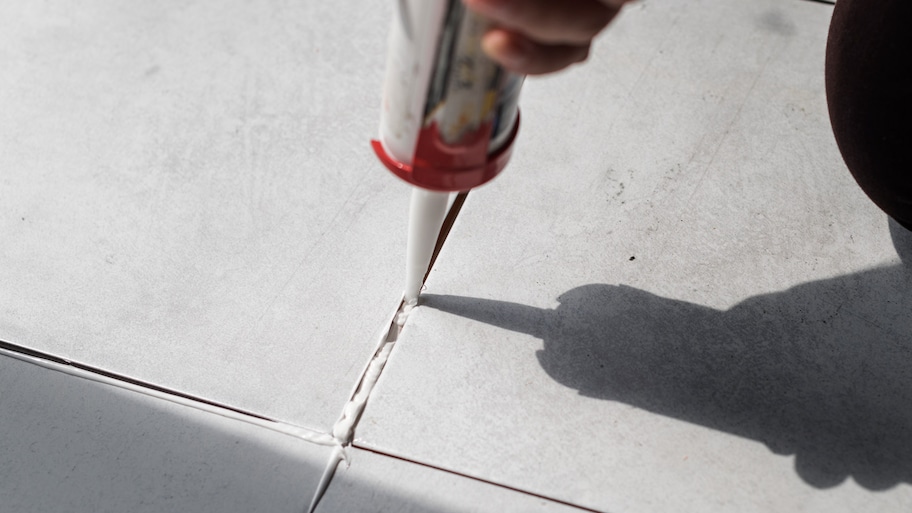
left=357, top=0, right=912, bottom=511
left=0, top=353, right=331, bottom=513
left=0, top=0, right=406, bottom=430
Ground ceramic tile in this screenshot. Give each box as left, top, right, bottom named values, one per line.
left=0, top=0, right=407, bottom=430
left=0, top=353, right=331, bottom=513
left=317, top=447, right=585, bottom=513
left=357, top=0, right=912, bottom=511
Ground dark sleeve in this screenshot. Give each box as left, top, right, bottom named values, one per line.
left=826, top=0, right=912, bottom=230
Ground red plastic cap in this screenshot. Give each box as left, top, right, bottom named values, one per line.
left=372, top=111, right=520, bottom=192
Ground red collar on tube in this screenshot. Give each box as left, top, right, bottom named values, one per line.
left=372, top=111, right=520, bottom=192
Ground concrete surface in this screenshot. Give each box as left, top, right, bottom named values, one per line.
left=2, top=0, right=910, bottom=511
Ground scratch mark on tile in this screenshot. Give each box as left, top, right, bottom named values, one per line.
left=249, top=180, right=367, bottom=328
left=683, top=46, right=776, bottom=209
left=597, top=10, right=684, bottom=142
left=626, top=11, right=683, bottom=102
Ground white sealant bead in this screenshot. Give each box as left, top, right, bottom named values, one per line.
left=331, top=341, right=396, bottom=444
left=306, top=445, right=349, bottom=513
left=332, top=406, right=356, bottom=441
left=396, top=299, right=417, bottom=326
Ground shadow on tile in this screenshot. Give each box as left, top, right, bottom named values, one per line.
left=0, top=355, right=327, bottom=513
left=422, top=220, right=912, bottom=492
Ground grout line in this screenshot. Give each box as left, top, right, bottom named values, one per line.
left=3, top=189, right=473, bottom=513
left=304, top=190, right=471, bottom=513
left=305, top=301, right=402, bottom=513
left=352, top=444, right=605, bottom=513
left=0, top=341, right=336, bottom=447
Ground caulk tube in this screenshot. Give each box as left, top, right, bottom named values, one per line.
left=373, top=0, right=523, bottom=192
left=373, top=0, right=524, bottom=304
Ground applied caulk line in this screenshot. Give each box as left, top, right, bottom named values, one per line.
left=333, top=188, right=470, bottom=443
left=306, top=300, right=405, bottom=513
left=306, top=189, right=469, bottom=510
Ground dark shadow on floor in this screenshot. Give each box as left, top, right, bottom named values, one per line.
left=0, top=353, right=327, bottom=513
left=422, top=218, right=912, bottom=490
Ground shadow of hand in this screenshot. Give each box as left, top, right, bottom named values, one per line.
left=422, top=220, right=912, bottom=490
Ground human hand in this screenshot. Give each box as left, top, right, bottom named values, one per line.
left=463, top=0, right=633, bottom=75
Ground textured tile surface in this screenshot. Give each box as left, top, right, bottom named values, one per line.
left=0, top=353, right=330, bottom=513
left=318, top=447, right=585, bottom=513
left=0, top=0, right=405, bottom=430
left=4, top=0, right=910, bottom=511
left=357, top=0, right=912, bottom=511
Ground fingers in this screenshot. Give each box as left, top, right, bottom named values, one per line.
left=464, top=0, right=622, bottom=45
left=464, top=0, right=630, bottom=74
left=481, top=28, right=590, bottom=75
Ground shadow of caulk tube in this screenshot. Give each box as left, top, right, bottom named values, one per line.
left=421, top=218, right=912, bottom=491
